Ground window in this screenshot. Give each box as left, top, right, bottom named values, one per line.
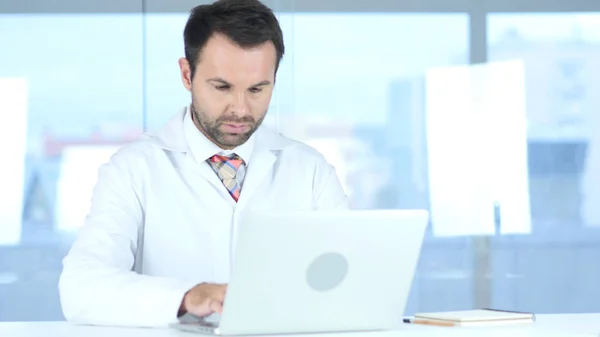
left=271, top=13, right=471, bottom=313
left=0, top=13, right=143, bottom=321
left=487, top=13, right=600, bottom=313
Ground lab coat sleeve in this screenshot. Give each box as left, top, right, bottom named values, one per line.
left=313, top=162, right=350, bottom=210
left=59, top=148, right=197, bottom=328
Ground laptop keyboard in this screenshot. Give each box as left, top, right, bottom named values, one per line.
left=201, top=313, right=221, bottom=327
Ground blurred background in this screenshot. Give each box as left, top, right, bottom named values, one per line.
left=1, top=0, right=600, bottom=321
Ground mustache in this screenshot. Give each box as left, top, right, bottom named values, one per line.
left=216, top=116, right=256, bottom=124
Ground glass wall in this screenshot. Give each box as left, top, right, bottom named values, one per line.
left=1, top=0, right=600, bottom=322
left=274, top=13, right=471, bottom=314
left=486, top=13, right=600, bottom=313
left=0, top=13, right=144, bottom=320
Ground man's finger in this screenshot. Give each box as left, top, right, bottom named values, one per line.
left=187, top=304, right=211, bottom=318
left=213, top=289, right=226, bottom=302
left=209, top=298, right=223, bottom=314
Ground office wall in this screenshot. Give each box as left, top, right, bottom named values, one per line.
left=2, top=0, right=600, bottom=322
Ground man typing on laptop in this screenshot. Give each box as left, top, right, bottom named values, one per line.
left=58, top=0, right=348, bottom=328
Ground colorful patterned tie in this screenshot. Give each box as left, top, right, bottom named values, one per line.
left=208, top=154, right=244, bottom=202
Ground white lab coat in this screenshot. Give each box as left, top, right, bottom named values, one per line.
left=58, top=108, right=348, bottom=328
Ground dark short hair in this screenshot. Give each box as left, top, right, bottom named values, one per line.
left=183, top=0, right=285, bottom=79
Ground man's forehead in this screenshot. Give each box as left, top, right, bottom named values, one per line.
left=197, top=50, right=275, bottom=83
left=199, top=34, right=276, bottom=69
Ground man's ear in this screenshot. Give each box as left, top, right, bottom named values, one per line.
left=178, top=57, right=193, bottom=91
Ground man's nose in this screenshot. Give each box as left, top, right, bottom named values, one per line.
left=230, top=91, right=249, bottom=116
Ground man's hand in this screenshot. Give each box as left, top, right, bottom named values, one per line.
left=179, top=283, right=228, bottom=318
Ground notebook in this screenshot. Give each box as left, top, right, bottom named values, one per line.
left=407, top=308, right=536, bottom=327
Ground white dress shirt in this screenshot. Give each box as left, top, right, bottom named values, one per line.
left=59, top=107, right=349, bottom=328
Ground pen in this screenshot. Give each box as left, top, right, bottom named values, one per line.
left=403, top=318, right=456, bottom=327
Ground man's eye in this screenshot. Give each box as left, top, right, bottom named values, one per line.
left=249, top=87, right=262, bottom=93
left=215, top=85, right=230, bottom=91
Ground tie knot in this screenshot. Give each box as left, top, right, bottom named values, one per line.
left=208, top=153, right=244, bottom=180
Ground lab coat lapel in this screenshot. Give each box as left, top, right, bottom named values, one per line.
left=236, top=126, right=292, bottom=209
left=237, top=147, right=276, bottom=209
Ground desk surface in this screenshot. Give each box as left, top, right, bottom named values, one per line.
left=1, top=314, right=599, bottom=337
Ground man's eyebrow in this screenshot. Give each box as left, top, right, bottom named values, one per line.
left=251, top=80, right=271, bottom=87
left=206, top=78, right=272, bottom=88
left=206, top=77, right=230, bottom=85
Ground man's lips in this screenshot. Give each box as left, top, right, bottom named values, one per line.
left=221, top=123, right=251, bottom=134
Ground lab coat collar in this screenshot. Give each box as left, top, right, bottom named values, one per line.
left=146, top=107, right=295, bottom=154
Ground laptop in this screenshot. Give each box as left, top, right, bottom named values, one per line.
left=170, top=209, right=428, bottom=335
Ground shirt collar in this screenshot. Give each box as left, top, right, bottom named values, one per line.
left=183, top=106, right=255, bottom=165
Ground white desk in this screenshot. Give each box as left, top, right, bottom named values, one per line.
left=1, top=314, right=599, bottom=337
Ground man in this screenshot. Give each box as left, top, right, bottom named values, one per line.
left=58, top=0, right=348, bottom=328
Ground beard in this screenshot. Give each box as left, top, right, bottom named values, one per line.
left=191, top=101, right=266, bottom=149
